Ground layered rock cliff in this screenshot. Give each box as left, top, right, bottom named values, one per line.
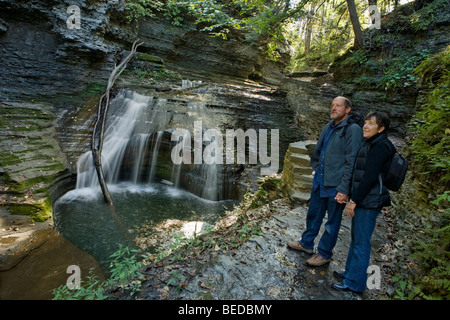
left=0, top=0, right=291, bottom=220
left=0, top=0, right=287, bottom=100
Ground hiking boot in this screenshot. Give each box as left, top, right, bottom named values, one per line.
left=305, top=254, right=331, bottom=267
left=331, top=282, right=363, bottom=294
left=287, top=241, right=314, bottom=254
left=333, top=271, right=345, bottom=282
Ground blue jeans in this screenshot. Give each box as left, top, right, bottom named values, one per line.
left=343, top=207, right=380, bottom=292
left=300, top=187, right=345, bottom=259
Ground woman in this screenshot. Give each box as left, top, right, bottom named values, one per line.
left=331, top=111, right=396, bottom=293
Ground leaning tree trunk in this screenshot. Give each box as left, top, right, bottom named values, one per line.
left=91, top=40, right=143, bottom=208
left=346, top=0, right=364, bottom=49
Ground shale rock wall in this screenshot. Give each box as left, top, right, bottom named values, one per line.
left=0, top=0, right=287, bottom=99
left=0, top=0, right=291, bottom=219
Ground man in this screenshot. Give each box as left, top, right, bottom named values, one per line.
left=287, top=96, right=363, bottom=267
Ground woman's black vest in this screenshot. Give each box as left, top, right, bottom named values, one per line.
left=351, top=133, right=393, bottom=209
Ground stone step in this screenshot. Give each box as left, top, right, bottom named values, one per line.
left=289, top=189, right=310, bottom=204
left=291, top=165, right=313, bottom=175
left=283, top=140, right=317, bottom=204
left=288, top=154, right=310, bottom=167
left=292, top=173, right=313, bottom=181
left=288, top=140, right=316, bottom=155
left=292, top=179, right=313, bottom=190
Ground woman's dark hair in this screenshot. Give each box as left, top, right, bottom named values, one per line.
left=365, top=111, right=390, bottom=132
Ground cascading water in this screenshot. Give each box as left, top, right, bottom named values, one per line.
left=74, top=88, right=223, bottom=200
left=76, top=90, right=169, bottom=188
left=148, top=130, right=163, bottom=182
left=53, top=87, right=236, bottom=269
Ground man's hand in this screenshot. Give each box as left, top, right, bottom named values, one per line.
left=335, top=192, right=348, bottom=204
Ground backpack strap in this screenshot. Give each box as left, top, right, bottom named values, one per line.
left=339, top=113, right=364, bottom=138
left=339, top=118, right=355, bottom=138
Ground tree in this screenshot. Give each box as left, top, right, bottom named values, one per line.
left=346, top=0, right=364, bottom=48
left=304, top=2, right=315, bottom=59
left=92, top=41, right=142, bottom=213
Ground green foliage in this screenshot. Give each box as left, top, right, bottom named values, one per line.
left=378, top=49, right=431, bottom=91
left=81, top=81, right=107, bottom=97
left=108, top=246, right=144, bottom=283
left=153, top=224, right=217, bottom=262
left=409, top=0, right=450, bottom=32
left=163, top=0, right=185, bottom=26
left=391, top=209, right=450, bottom=300
left=353, top=74, right=378, bottom=87
left=128, top=67, right=182, bottom=81
left=339, top=46, right=431, bottom=91
left=391, top=275, right=417, bottom=300
left=433, top=191, right=450, bottom=207
left=408, top=46, right=450, bottom=199
left=52, top=271, right=109, bottom=300
left=287, top=0, right=356, bottom=71
left=382, top=0, right=449, bottom=33
left=392, top=208, right=450, bottom=300
left=154, top=231, right=193, bottom=261
left=167, top=270, right=186, bottom=290
left=248, top=175, right=285, bottom=209
left=123, top=0, right=308, bottom=61
left=52, top=245, right=144, bottom=300
left=409, top=209, right=450, bottom=300
left=180, top=0, right=234, bottom=29
left=392, top=46, right=450, bottom=300
left=124, top=0, right=165, bottom=22
left=237, top=223, right=262, bottom=241
left=349, top=49, right=368, bottom=66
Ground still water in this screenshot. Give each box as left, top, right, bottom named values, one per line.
left=53, top=182, right=236, bottom=272
left=0, top=183, right=234, bottom=300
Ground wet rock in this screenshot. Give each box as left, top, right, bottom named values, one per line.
left=280, top=77, right=333, bottom=139
left=0, top=17, right=7, bottom=34
left=0, top=100, right=71, bottom=221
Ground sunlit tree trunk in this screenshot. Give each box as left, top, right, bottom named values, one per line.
left=304, top=3, right=315, bottom=59
left=346, top=0, right=364, bottom=48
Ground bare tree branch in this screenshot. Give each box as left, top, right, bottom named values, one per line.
left=91, top=40, right=144, bottom=209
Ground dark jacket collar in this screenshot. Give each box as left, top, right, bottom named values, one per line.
left=366, top=132, right=387, bottom=144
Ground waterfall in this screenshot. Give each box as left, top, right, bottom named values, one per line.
left=200, top=163, right=219, bottom=201
left=129, top=133, right=151, bottom=184
left=76, top=90, right=167, bottom=188
left=148, top=130, right=163, bottom=182
left=182, top=102, right=222, bottom=201
left=75, top=88, right=225, bottom=201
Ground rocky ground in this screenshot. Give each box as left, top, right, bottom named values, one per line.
left=113, top=194, right=395, bottom=300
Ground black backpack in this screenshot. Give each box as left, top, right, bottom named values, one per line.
left=381, top=152, right=408, bottom=191
left=345, top=112, right=408, bottom=192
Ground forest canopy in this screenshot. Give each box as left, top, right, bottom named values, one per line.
left=123, top=0, right=420, bottom=66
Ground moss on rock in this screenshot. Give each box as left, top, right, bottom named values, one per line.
left=0, top=101, right=70, bottom=222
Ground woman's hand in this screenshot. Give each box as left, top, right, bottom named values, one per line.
left=345, top=201, right=356, bottom=218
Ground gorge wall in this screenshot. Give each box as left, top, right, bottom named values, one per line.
left=0, top=0, right=287, bottom=100
left=281, top=1, right=449, bottom=139
left=0, top=0, right=291, bottom=220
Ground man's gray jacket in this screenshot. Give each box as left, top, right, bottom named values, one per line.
left=310, top=116, right=363, bottom=195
